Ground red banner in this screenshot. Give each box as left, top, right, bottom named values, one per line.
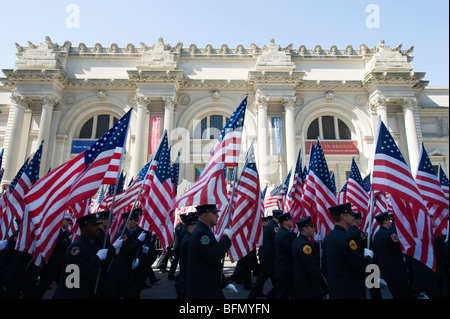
left=306, top=141, right=358, bottom=155
left=148, top=116, right=161, bottom=154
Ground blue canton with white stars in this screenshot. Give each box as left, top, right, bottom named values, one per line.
left=417, top=143, right=437, bottom=176
left=219, top=96, right=246, bottom=142
left=83, top=109, right=131, bottom=169
left=155, top=133, right=171, bottom=182
left=349, top=158, right=365, bottom=188
left=375, top=121, right=405, bottom=163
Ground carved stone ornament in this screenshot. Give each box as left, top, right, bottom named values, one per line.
left=177, top=94, right=190, bottom=105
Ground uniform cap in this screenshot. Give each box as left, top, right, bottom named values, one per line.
left=328, top=203, right=355, bottom=216
left=76, top=213, right=102, bottom=227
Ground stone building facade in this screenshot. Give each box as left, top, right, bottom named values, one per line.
left=0, top=37, right=448, bottom=194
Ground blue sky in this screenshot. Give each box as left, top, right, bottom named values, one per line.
left=0, top=0, right=448, bottom=86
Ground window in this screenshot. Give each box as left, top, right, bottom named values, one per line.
left=307, top=116, right=351, bottom=140
left=193, top=115, right=229, bottom=139
left=78, top=114, right=119, bottom=139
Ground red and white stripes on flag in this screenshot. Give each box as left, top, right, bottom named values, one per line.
left=139, top=131, right=175, bottom=252
left=346, top=158, right=369, bottom=216
left=371, top=118, right=435, bottom=271
left=23, top=110, right=131, bottom=265
left=415, top=144, right=449, bottom=237
left=301, top=140, right=336, bottom=236
left=228, top=144, right=263, bottom=262
left=175, top=97, right=247, bottom=236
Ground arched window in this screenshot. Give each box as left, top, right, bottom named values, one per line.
left=307, top=116, right=351, bottom=140
left=193, top=115, right=229, bottom=139
left=78, top=114, right=119, bottom=139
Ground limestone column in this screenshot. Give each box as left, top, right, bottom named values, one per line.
left=402, top=97, right=420, bottom=174
left=256, top=95, right=269, bottom=184
left=370, top=95, right=389, bottom=126
left=3, top=93, right=28, bottom=182
left=37, top=96, right=59, bottom=176
left=163, top=96, right=176, bottom=139
left=130, top=96, right=148, bottom=178
left=282, top=97, right=297, bottom=175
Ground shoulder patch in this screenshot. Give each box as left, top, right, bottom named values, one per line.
left=70, top=246, right=80, bottom=256
left=274, top=227, right=279, bottom=233
left=360, top=232, right=367, bottom=240
left=200, top=235, right=210, bottom=245
left=302, top=245, right=312, bottom=255
left=390, top=233, right=399, bottom=242
left=121, top=234, right=128, bottom=242
left=349, top=239, right=358, bottom=250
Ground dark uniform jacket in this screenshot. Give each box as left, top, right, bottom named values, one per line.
left=274, top=226, right=295, bottom=279
left=322, top=225, right=366, bottom=299
left=54, top=235, right=106, bottom=299
left=259, top=220, right=278, bottom=266
left=175, top=231, right=191, bottom=298
left=186, top=221, right=231, bottom=299
left=372, top=226, right=409, bottom=281
left=292, top=233, right=328, bottom=299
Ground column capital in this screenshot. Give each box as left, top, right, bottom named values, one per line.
left=282, top=97, right=296, bottom=110
left=162, top=96, right=177, bottom=111
left=41, top=96, right=60, bottom=108
left=256, top=94, right=269, bottom=109
left=402, top=97, right=417, bottom=110
left=369, top=95, right=389, bottom=113
left=135, top=95, right=150, bottom=109
left=10, top=92, right=30, bottom=109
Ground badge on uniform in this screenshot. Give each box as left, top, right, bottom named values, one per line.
left=274, top=227, right=279, bottom=233
left=302, top=245, right=312, bottom=255
left=349, top=239, right=358, bottom=250
left=200, top=235, right=210, bottom=245
left=390, top=233, right=399, bottom=242
left=70, top=246, right=80, bottom=256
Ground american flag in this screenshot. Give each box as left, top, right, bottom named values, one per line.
left=337, top=181, right=347, bottom=205
left=0, top=157, right=31, bottom=239
left=371, top=119, right=435, bottom=271
left=66, top=109, right=131, bottom=209
left=175, top=97, right=247, bottom=235
left=415, top=143, right=449, bottom=237
left=363, top=173, right=372, bottom=192
left=2, top=141, right=42, bottom=252
left=90, top=185, right=106, bottom=214
left=302, top=140, right=336, bottom=236
left=228, top=144, right=263, bottom=262
left=346, top=158, right=369, bottom=216
left=284, top=149, right=304, bottom=229
left=264, top=169, right=292, bottom=211
left=24, top=109, right=131, bottom=265
left=438, top=166, right=449, bottom=201
left=139, top=131, right=175, bottom=252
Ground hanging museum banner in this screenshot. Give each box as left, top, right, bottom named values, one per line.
left=149, top=116, right=161, bottom=154
left=306, top=141, right=358, bottom=155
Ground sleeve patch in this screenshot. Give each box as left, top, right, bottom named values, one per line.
left=200, top=235, right=210, bottom=245
left=349, top=239, right=358, bottom=250
left=302, top=245, right=312, bottom=255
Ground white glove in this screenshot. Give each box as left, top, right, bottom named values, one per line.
left=132, top=258, right=139, bottom=269
left=112, top=238, right=123, bottom=249
left=96, top=248, right=108, bottom=261
left=142, top=245, right=149, bottom=254
left=137, top=232, right=146, bottom=242
left=222, top=228, right=231, bottom=238
left=314, top=233, right=322, bottom=243
left=364, top=248, right=374, bottom=259
left=0, top=239, right=7, bottom=251
left=224, top=283, right=238, bottom=293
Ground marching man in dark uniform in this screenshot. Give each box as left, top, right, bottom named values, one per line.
left=110, top=208, right=147, bottom=299
left=186, top=204, right=232, bottom=299
left=274, top=212, right=296, bottom=299
left=247, top=210, right=282, bottom=299
left=54, top=213, right=119, bottom=299
left=372, top=211, right=412, bottom=299
left=175, top=212, right=198, bottom=299
left=322, top=203, right=372, bottom=299
left=168, top=216, right=187, bottom=280
left=292, top=216, right=328, bottom=299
